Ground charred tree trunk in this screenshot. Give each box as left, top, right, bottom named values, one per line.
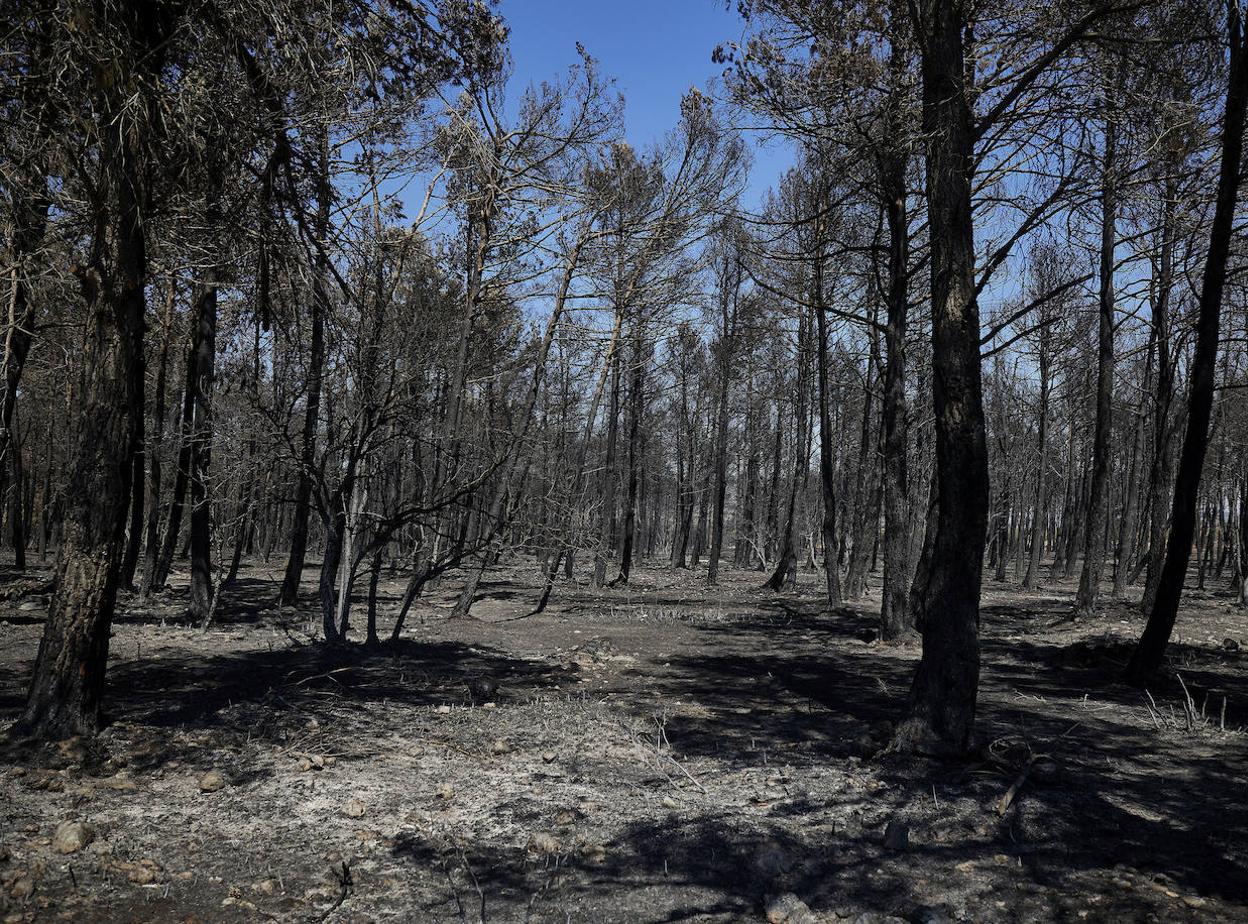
left=764, top=313, right=812, bottom=592
left=187, top=277, right=217, bottom=622
left=880, top=157, right=912, bottom=639
left=1141, top=184, right=1178, bottom=614
left=813, top=250, right=843, bottom=607
left=846, top=318, right=880, bottom=599
left=594, top=316, right=622, bottom=587
left=1023, top=340, right=1051, bottom=589
left=1126, top=10, right=1248, bottom=682
left=1076, top=105, right=1118, bottom=616
left=708, top=260, right=740, bottom=586
left=279, top=129, right=330, bottom=607
left=616, top=324, right=645, bottom=585
left=892, top=0, right=988, bottom=756
left=18, top=18, right=162, bottom=735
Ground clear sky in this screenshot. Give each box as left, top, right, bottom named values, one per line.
left=501, top=0, right=792, bottom=207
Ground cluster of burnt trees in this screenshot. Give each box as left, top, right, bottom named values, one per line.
left=3, top=0, right=1248, bottom=755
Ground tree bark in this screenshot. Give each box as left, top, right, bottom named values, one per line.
left=18, top=27, right=160, bottom=734
left=279, top=128, right=330, bottom=606
left=892, top=0, right=988, bottom=756
left=708, top=259, right=739, bottom=586
left=1023, top=335, right=1051, bottom=589
left=1126, top=9, right=1248, bottom=682
left=879, top=155, right=912, bottom=638
left=187, top=278, right=217, bottom=621
left=1075, top=104, right=1118, bottom=615
left=813, top=248, right=843, bottom=606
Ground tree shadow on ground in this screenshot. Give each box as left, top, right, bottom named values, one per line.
left=596, top=589, right=1248, bottom=915
left=0, top=638, right=573, bottom=750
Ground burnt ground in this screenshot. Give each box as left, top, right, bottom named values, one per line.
left=0, top=558, right=1246, bottom=923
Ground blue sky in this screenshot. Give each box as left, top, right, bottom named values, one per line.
left=501, top=0, right=793, bottom=207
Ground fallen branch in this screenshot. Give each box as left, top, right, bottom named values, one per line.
left=995, top=755, right=1037, bottom=817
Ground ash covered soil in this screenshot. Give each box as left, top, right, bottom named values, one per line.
left=1, top=562, right=1246, bottom=923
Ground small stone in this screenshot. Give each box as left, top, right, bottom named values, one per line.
left=436, top=783, right=455, bottom=800
left=490, top=739, right=510, bottom=755
left=883, top=820, right=909, bottom=851
left=910, top=906, right=953, bottom=924
left=541, top=751, right=556, bottom=763
left=8, top=875, right=34, bottom=900
left=1183, top=896, right=1207, bottom=909
left=297, top=758, right=313, bottom=772
left=198, top=771, right=226, bottom=793
left=18, top=601, right=41, bottom=612
left=1223, top=638, right=1240, bottom=653
left=252, top=878, right=277, bottom=895
left=661, top=796, right=678, bottom=809
left=343, top=799, right=367, bottom=818
left=435, top=705, right=452, bottom=715
left=103, top=773, right=137, bottom=793
left=51, top=822, right=94, bottom=855
left=766, top=892, right=816, bottom=923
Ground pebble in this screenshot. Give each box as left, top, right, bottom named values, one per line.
left=198, top=771, right=226, bottom=793
left=103, top=773, right=138, bottom=793
left=436, top=783, right=455, bottom=800
left=343, top=799, right=367, bottom=818
left=51, top=821, right=93, bottom=855
left=765, top=892, right=816, bottom=923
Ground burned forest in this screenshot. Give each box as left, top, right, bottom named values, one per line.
left=2, top=0, right=1248, bottom=921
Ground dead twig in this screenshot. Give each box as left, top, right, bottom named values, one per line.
left=309, top=860, right=352, bottom=924
left=995, top=754, right=1037, bottom=816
